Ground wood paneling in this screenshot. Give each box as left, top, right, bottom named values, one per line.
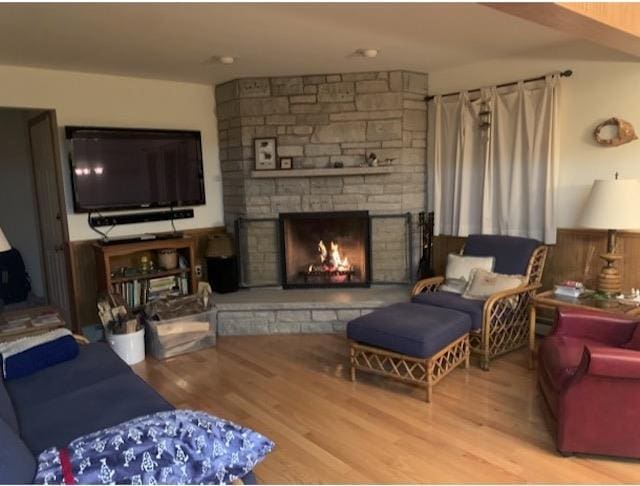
left=133, top=334, right=640, bottom=483
left=434, top=228, right=640, bottom=292
left=432, top=235, right=465, bottom=276
left=67, top=226, right=226, bottom=330
left=486, top=2, right=640, bottom=58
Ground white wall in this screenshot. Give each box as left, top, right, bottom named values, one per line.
left=0, top=109, right=45, bottom=296
left=0, top=64, right=222, bottom=241
left=428, top=41, right=640, bottom=229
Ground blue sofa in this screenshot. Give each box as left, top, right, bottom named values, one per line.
left=0, top=342, right=256, bottom=484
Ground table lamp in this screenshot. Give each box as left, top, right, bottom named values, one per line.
left=579, top=178, right=640, bottom=295
left=0, top=226, right=10, bottom=253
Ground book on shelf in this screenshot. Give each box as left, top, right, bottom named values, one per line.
left=111, top=275, right=190, bottom=309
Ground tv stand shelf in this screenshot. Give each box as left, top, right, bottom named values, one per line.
left=93, top=237, right=198, bottom=306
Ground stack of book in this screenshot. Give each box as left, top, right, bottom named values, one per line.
left=554, top=280, right=584, bottom=298
left=111, top=274, right=190, bottom=308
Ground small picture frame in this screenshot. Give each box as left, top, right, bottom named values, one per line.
left=279, top=157, right=293, bottom=170
left=254, top=138, right=277, bottom=171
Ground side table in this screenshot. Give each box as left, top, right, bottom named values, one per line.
left=0, top=306, right=66, bottom=342
left=528, top=290, right=640, bottom=368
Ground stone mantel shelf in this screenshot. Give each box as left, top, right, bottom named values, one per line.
left=251, top=166, right=394, bottom=179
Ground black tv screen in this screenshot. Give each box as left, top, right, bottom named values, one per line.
left=66, top=126, right=205, bottom=212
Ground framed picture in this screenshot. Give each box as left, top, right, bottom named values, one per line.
left=254, top=138, right=277, bottom=170
left=279, top=157, right=293, bottom=170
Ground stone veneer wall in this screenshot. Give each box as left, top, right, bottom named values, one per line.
left=215, top=70, right=428, bottom=285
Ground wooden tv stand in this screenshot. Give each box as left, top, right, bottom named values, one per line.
left=93, top=236, right=198, bottom=308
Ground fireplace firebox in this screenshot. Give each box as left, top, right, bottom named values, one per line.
left=279, top=211, right=371, bottom=289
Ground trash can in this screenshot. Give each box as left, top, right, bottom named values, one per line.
left=106, top=328, right=145, bottom=365
left=206, top=233, right=239, bottom=293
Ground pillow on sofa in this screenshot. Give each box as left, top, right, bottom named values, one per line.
left=0, top=417, right=36, bottom=484
left=440, top=253, right=495, bottom=294
left=462, top=268, right=527, bottom=300
left=34, top=409, right=274, bottom=485
left=0, top=328, right=78, bottom=380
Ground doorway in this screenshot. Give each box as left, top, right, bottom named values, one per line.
left=0, top=107, right=72, bottom=326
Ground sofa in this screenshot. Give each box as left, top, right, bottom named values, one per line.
left=538, top=308, right=640, bottom=458
left=0, top=342, right=256, bottom=484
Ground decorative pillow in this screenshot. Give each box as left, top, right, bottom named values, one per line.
left=462, top=268, right=527, bottom=300
left=0, top=328, right=78, bottom=380
left=34, top=409, right=274, bottom=485
left=440, top=253, right=495, bottom=294
left=623, top=324, right=640, bottom=351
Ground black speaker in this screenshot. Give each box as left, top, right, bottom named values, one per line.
left=207, top=255, right=239, bottom=294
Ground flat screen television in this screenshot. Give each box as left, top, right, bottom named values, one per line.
left=66, top=126, right=206, bottom=212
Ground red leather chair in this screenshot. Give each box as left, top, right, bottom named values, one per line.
left=538, top=307, right=640, bottom=458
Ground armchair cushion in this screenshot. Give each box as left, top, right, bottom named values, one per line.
left=441, top=253, right=495, bottom=294
left=461, top=269, right=527, bottom=300
left=464, top=234, right=539, bottom=276
left=412, top=291, right=485, bottom=331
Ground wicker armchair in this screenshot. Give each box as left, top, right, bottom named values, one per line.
left=411, top=236, right=548, bottom=370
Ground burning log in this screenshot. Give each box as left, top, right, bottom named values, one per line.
left=305, top=239, right=355, bottom=283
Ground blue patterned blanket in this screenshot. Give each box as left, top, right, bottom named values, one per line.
left=35, top=410, right=274, bottom=485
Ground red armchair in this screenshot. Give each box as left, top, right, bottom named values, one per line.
left=538, top=307, right=640, bottom=458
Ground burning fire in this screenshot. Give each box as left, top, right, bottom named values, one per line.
left=308, top=240, right=352, bottom=274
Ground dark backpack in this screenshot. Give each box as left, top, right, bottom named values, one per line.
left=0, top=248, right=31, bottom=304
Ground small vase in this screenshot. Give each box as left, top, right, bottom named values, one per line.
left=158, top=249, right=178, bottom=270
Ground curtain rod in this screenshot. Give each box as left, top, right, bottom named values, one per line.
left=425, top=69, right=572, bottom=102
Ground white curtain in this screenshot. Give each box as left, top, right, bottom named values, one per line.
left=432, top=74, right=559, bottom=244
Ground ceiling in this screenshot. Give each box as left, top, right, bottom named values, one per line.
left=0, top=3, right=575, bottom=84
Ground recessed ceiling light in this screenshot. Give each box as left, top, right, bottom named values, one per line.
left=356, top=48, right=379, bottom=58
left=217, top=56, right=235, bottom=65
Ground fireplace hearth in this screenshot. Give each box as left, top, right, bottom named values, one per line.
left=279, top=211, right=371, bottom=289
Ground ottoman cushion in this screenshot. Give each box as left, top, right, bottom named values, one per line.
left=347, top=303, right=472, bottom=358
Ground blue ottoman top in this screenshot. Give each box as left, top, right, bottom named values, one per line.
left=347, top=303, right=471, bottom=358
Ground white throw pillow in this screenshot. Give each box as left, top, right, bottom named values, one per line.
left=462, top=268, right=527, bottom=300
left=440, top=253, right=495, bottom=294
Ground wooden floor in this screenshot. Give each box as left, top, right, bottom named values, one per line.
left=133, top=335, right=640, bottom=483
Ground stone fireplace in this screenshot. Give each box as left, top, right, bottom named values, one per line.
left=215, top=69, right=428, bottom=287
left=279, top=211, right=371, bottom=288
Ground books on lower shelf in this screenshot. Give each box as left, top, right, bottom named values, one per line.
left=111, top=274, right=190, bottom=308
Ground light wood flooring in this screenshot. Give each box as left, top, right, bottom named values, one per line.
left=132, top=334, right=640, bottom=483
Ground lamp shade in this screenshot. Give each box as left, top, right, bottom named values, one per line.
left=0, top=227, right=10, bottom=252
left=579, top=179, right=640, bottom=230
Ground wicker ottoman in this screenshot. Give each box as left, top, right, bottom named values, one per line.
left=347, top=303, right=471, bottom=402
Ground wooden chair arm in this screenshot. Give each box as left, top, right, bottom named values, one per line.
left=411, top=276, right=445, bottom=296
left=482, top=283, right=541, bottom=338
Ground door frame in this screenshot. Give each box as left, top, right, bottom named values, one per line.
left=27, top=110, right=77, bottom=330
